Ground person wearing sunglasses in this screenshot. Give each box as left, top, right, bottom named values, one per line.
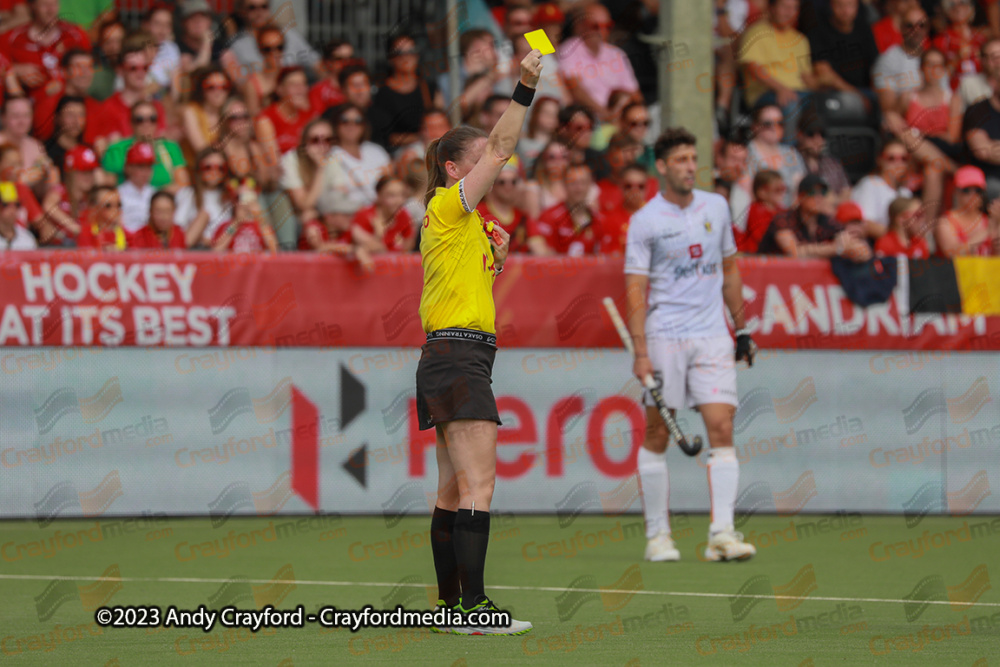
left=556, top=103, right=610, bottom=181
left=180, top=147, right=232, bottom=246
left=32, top=49, right=98, bottom=143
left=475, top=163, right=533, bottom=254
left=871, top=0, right=921, bottom=54
left=371, top=33, right=444, bottom=153
left=351, top=175, right=415, bottom=253
left=0, top=181, right=37, bottom=251
left=758, top=174, right=871, bottom=259
left=244, top=24, right=286, bottom=118
left=77, top=184, right=129, bottom=251
left=873, top=7, right=936, bottom=120
left=746, top=103, right=806, bottom=208
left=850, top=139, right=913, bottom=231
left=596, top=131, right=656, bottom=215
left=222, top=0, right=319, bottom=82
left=329, top=102, right=392, bottom=215
left=218, top=97, right=272, bottom=187
left=183, top=66, right=235, bottom=156
left=598, top=162, right=650, bottom=255
left=796, top=116, right=850, bottom=208
left=281, top=118, right=348, bottom=236
left=557, top=3, right=640, bottom=121
left=211, top=177, right=278, bottom=253
left=101, top=100, right=187, bottom=191
left=90, top=45, right=166, bottom=154
left=935, top=165, right=997, bottom=257
left=738, top=0, right=816, bottom=141
left=310, top=39, right=353, bottom=113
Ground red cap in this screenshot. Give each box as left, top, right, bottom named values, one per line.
left=533, top=2, right=564, bottom=25
left=126, top=142, right=156, bottom=166
left=835, top=201, right=864, bottom=224
left=64, top=146, right=99, bottom=172
left=954, top=165, right=986, bottom=189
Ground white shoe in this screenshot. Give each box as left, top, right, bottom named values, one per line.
left=704, top=525, right=756, bottom=562
left=644, top=532, right=681, bottom=562
left=450, top=596, right=533, bottom=636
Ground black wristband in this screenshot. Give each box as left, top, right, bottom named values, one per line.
left=512, top=81, right=535, bottom=107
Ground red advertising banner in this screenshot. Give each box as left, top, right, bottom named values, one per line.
left=0, top=251, right=997, bottom=350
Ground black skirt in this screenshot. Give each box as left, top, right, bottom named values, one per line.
left=415, top=330, right=501, bottom=431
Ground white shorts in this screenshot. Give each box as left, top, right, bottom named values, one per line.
left=643, top=335, right=738, bottom=410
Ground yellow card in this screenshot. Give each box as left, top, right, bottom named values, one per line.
left=524, top=29, right=555, bottom=55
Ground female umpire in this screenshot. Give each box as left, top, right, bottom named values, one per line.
left=417, top=49, right=543, bottom=636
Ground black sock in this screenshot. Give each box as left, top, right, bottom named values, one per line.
left=453, top=508, right=490, bottom=607
left=430, top=507, right=460, bottom=607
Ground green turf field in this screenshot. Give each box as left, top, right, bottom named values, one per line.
left=1, top=514, right=998, bottom=666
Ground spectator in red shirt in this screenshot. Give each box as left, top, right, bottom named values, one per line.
left=0, top=142, right=43, bottom=231
left=243, top=23, right=285, bottom=118
left=41, top=144, right=96, bottom=244
left=0, top=0, right=29, bottom=33
left=128, top=191, right=189, bottom=249
left=534, top=162, right=603, bottom=256
left=0, top=0, right=90, bottom=94
left=310, top=39, right=352, bottom=114
left=77, top=184, right=128, bottom=251
left=934, top=0, right=987, bottom=90
left=875, top=196, right=930, bottom=258
left=31, top=48, right=98, bottom=141
left=739, top=170, right=787, bottom=254
left=212, top=177, right=278, bottom=253
left=256, top=66, right=316, bottom=169
left=0, top=96, right=56, bottom=196
left=596, top=132, right=656, bottom=214
left=935, top=165, right=996, bottom=256
left=599, top=163, right=648, bottom=256
left=872, top=0, right=920, bottom=53
left=351, top=175, right=415, bottom=253
left=476, top=164, right=534, bottom=254
left=89, top=45, right=166, bottom=152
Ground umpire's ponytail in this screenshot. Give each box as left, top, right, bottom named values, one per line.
left=424, top=126, right=488, bottom=206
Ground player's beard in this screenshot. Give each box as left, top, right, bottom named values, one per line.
left=666, top=171, right=694, bottom=196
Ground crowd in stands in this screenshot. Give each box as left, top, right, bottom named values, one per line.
left=0, top=0, right=997, bottom=261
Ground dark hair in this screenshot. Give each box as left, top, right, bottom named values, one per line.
left=920, top=47, right=946, bottom=69
left=653, top=127, right=697, bottom=161
left=54, top=95, right=86, bottom=137
left=61, top=48, right=92, bottom=70
left=143, top=3, right=173, bottom=23
left=338, top=64, right=370, bottom=89
left=322, top=39, right=348, bottom=60
left=1, top=95, right=31, bottom=115
left=621, top=101, right=647, bottom=122
left=424, top=125, right=488, bottom=205
left=375, top=174, right=402, bottom=195
left=751, top=103, right=782, bottom=125
left=150, top=190, right=175, bottom=209
left=558, top=103, right=594, bottom=128
left=459, top=29, right=493, bottom=58
left=276, top=66, right=307, bottom=88
left=387, top=31, right=416, bottom=59
left=981, top=35, right=1000, bottom=59
left=88, top=184, right=117, bottom=205
left=130, top=99, right=157, bottom=121
left=527, top=95, right=559, bottom=138
left=189, top=65, right=233, bottom=106
left=608, top=131, right=640, bottom=152
left=330, top=103, right=370, bottom=142
left=752, top=169, right=783, bottom=196
left=482, top=94, right=508, bottom=115
left=621, top=163, right=648, bottom=181
left=531, top=138, right=570, bottom=183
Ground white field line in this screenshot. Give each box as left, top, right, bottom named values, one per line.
left=1, top=573, right=998, bottom=608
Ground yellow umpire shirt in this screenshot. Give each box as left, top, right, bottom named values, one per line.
left=419, top=180, right=497, bottom=334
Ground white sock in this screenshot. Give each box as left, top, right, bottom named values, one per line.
left=637, top=447, right=669, bottom=538
left=708, top=447, right=739, bottom=535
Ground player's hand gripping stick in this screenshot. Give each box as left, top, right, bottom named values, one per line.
left=602, top=297, right=703, bottom=457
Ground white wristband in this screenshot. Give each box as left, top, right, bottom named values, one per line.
left=735, top=328, right=751, bottom=337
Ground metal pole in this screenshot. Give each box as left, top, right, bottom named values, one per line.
left=447, top=0, right=462, bottom=125
left=655, top=0, right=714, bottom=190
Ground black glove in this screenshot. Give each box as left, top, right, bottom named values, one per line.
left=735, top=333, right=756, bottom=367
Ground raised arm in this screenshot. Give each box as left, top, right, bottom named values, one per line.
left=460, top=50, right=543, bottom=210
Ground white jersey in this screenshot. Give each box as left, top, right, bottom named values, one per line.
left=625, top=189, right=736, bottom=339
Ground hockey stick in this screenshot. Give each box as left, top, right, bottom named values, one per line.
left=602, top=297, right=703, bottom=457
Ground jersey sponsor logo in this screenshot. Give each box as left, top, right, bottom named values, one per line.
left=422, top=214, right=429, bottom=229
left=674, top=261, right=718, bottom=280
left=689, top=244, right=702, bottom=259
left=703, top=220, right=712, bottom=233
